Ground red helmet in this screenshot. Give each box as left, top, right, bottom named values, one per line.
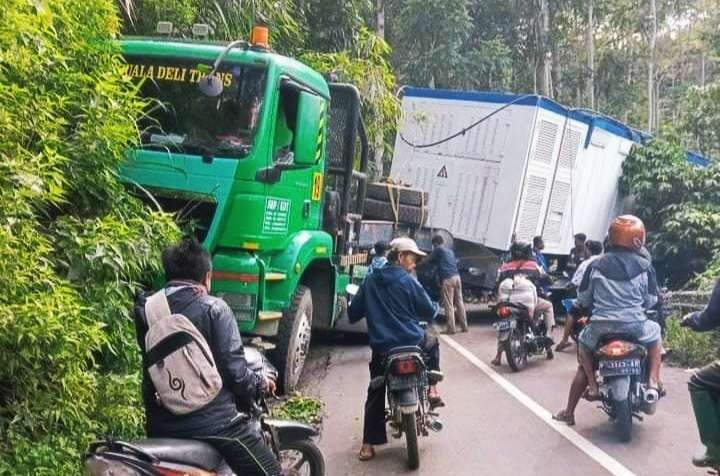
left=607, top=215, right=646, bottom=251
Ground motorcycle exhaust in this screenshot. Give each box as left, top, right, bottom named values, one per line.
left=427, top=417, right=443, bottom=432
left=643, top=387, right=660, bottom=404
left=642, top=387, right=659, bottom=415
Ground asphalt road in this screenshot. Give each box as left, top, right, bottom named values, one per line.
left=301, top=312, right=703, bottom=476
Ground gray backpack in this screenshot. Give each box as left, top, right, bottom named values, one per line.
left=144, top=289, right=223, bottom=415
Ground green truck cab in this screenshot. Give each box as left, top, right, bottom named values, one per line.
left=120, top=28, right=369, bottom=391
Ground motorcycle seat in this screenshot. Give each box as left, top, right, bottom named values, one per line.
left=132, top=438, right=223, bottom=471
left=385, top=346, right=423, bottom=357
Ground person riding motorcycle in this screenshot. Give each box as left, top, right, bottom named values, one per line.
left=553, top=215, right=663, bottom=426
left=491, top=240, right=555, bottom=366
left=555, top=239, right=604, bottom=352
left=681, top=277, right=720, bottom=468
left=133, top=238, right=281, bottom=475
left=348, top=237, right=440, bottom=462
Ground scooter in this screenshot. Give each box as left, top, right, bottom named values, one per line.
left=83, top=347, right=325, bottom=475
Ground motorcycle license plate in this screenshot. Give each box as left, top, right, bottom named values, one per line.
left=599, top=359, right=641, bottom=376
left=496, top=320, right=512, bottom=332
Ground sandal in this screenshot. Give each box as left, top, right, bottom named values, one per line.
left=358, top=446, right=375, bottom=461
left=583, top=388, right=601, bottom=401
left=552, top=410, right=575, bottom=426
left=490, top=358, right=501, bottom=366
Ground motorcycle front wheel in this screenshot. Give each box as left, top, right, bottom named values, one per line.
left=279, top=439, right=325, bottom=476
left=504, top=329, right=528, bottom=372
left=403, top=412, right=420, bottom=470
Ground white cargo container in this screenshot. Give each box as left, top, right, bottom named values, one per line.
left=390, top=87, right=642, bottom=255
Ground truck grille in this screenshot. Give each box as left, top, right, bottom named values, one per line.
left=132, top=189, right=217, bottom=242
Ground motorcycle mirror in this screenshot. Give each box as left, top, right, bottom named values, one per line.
left=198, top=74, right=224, bottom=97
left=346, top=283, right=359, bottom=297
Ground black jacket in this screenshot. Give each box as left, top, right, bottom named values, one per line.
left=134, top=280, right=263, bottom=437
left=687, top=279, right=720, bottom=332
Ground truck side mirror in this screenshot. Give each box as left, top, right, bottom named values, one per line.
left=293, top=91, right=326, bottom=166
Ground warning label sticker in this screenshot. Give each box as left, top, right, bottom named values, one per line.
left=262, top=197, right=291, bottom=234
left=437, top=165, right=448, bottom=178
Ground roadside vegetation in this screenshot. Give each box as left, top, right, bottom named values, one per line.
left=3, top=0, right=720, bottom=472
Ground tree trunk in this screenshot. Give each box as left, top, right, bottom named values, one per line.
left=701, top=53, right=706, bottom=87
left=376, top=0, right=385, bottom=40
left=587, top=0, right=595, bottom=109
left=537, top=0, right=552, bottom=97
left=648, top=0, right=657, bottom=132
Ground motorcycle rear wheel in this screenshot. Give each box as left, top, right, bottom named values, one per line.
left=504, top=330, right=528, bottom=372
left=279, top=439, right=326, bottom=476
left=403, top=412, right=420, bottom=470
left=613, top=398, right=633, bottom=443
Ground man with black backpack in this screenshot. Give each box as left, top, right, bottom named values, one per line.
left=134, top=237, right=282, bottom=476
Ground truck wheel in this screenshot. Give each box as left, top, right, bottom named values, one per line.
left=363, top=198, right=428, bottom=226
left=273, top=285, right=313, bottom=393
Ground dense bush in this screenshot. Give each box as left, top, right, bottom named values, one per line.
left=665, top=315, right=720, bottom=368
left=0, top=1, right=179, bottom=472
left=621, top=134, right=720, bottom=287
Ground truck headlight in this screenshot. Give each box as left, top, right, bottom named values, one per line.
left=218, top=292, right=256, bottom=321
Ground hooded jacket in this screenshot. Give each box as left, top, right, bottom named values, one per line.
left=134, top=281, right=263, bottom=437
left=577, top=248, right=658, bottom=323
left=348, top=265, right=438, bottom=354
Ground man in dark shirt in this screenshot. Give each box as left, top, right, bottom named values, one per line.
left=682, top=278, right=720, bottom=468
left=349, top=237, right=440, bottom=461
left=427, top=235, right=468, bottom=334
left=566, top=233, right=588, bottom=274
left=134, top=238, right=281, bottom=475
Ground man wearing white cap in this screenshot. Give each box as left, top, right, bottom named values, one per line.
left=349, top=237, right=441, bottom=462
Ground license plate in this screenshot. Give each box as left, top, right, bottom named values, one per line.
left=496, top=320, right=512, bottom=331
left=599, top=359, right=641, bottom=376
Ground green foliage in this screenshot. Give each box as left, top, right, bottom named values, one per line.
left=271, top=393, right=323, bottom=425
left=124, top=0, right=307, bottom=55
left=665, top=315, right=720, bottom=367
left=680, top=83, right=720, bottom=159
left=0, top=0, right=181, bottom=472
left=391, top=0, right=473, bottom=89
left=301, top=28, right=400, bottom=167
left=621, top=134, right=720, bottom=286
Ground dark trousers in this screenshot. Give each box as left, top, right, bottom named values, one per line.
left=690, top=361, right=720, bottom=392
left=363, top=333, right=440, bottom=445
left=196, top=417, right=282, bottom=476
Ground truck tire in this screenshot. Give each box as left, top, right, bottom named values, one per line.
left=363, top=198, right=428, bottom=226
left=366, top=183, right=429, bottom=207
left=272, top=285, right=313, bottom=393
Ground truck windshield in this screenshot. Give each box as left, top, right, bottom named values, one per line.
left=125, top=56, right=267, bottom=158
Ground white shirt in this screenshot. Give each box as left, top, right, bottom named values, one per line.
left=571, top=254, right=601, bottom=287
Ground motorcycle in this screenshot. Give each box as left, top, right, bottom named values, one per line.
left=83, top=347, right=325, bottom=476
left=590, top=323, right=661, bottom=443
left=494, top=302, right=554, bottom=372
left=369, top=344, right=444, bottom=470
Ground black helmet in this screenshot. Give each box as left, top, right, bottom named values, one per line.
left=510, top=240, right=532, bottom=261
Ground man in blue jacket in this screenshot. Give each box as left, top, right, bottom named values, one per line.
left=682, top=278, right=720, bottom=468
left=349, top=237, right=440, bottom=462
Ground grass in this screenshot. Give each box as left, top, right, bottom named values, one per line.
left=665, top=315, right=720, bottom=368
